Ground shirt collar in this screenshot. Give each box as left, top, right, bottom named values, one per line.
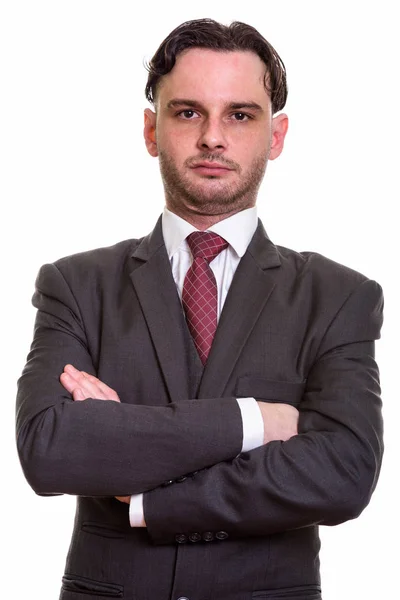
left=162, top=206, right=258, bottom=259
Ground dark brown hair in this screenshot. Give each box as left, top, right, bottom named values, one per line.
left=145, top=19, right=288, bottom=114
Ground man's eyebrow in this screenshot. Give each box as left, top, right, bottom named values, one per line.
left=228, top=102, right=263, bottom=112
left=167, top=99, right=200, bottom=109
left=166, top=99, right=264, bottom=112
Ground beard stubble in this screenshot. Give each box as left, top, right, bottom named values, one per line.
left=158, top=149, right=269, bottom=217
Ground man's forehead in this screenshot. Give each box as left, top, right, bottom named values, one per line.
left=156, top=48, right=269, bottom=105
left=169, top=47, right=265, bottom=77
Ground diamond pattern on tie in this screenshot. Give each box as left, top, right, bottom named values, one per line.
left=182, top=231, right=229, bottom=365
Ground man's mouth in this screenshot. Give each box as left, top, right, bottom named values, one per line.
left=191, top=161, right=234, bottom=175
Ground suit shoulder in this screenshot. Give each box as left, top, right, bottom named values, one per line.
left=55, top=238, right=142, bottom=270
left=48, top=238, right=143, bottom=273
left=34, top=238, right=144, bottom=294
left=276, top=245, right=378, bottom=286
left=273, top=245, right=383, bottom=309
left=272, top=246, right=384, bottom=343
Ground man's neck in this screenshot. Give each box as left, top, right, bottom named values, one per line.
left=165, top=205, right=255, bottom=231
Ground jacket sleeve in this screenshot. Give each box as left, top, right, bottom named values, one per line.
left=16, top=263, right=243, bottom=497
left=143, top=279, right=384, bottom=544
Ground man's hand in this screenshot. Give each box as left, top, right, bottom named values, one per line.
left=256, top=401, right=299, bottom=444
left=115, top=496, right=131, bottom=504
left=60, top=364, right=120, bottom=402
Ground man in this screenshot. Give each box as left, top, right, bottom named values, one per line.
left=16, top=18, right=383, bottom=600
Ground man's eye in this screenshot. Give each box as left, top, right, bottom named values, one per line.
left=178, top=110, right=198, bottom=119
left=232, top=112, right=250, bottom=121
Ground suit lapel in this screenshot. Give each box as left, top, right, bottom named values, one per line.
left=129, top=217, right=194, bottom=402
left=198, top=220, right=282, bottom=398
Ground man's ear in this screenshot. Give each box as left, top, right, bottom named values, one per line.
left=144, top=108, right=158, bottom=157
left=269, top=113, right=289, bottom=160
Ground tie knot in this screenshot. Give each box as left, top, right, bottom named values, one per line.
left=186, top=231, right=229, bottom=263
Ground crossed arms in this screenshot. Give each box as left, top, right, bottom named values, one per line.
left=16, top=261, right=384, bottom=543
left=59, top=364, right=299, bottom=511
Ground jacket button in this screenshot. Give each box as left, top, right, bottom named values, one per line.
left=189, top=532, right=201, bottom=543
left=162, top=479, right=174, bottom=487
left=202, top=531, right=214, bottom=542
left=176, top=475, right=187, bottom=483
left=216, top=531, right=229, bottom=540
left=175, top=534, right=187, bottom=544
left=177, top=597, right=189, bottom=600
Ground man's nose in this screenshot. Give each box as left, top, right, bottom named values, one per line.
left=197, top=118, right=227, bottom=151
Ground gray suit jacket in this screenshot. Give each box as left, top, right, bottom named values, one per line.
left=16, top=217, right=384, bottom=600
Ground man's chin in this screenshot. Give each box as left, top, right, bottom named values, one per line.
left=183, top=180, right=240, bottom=205
left=182, top=192, right=251, bottom=216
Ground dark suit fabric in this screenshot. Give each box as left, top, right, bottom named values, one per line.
left=16, top=217, right=384, bottom=600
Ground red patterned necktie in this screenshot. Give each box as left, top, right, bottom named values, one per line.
left=182, top=231, right=229, bottom=365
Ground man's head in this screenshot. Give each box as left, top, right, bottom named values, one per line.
left=145, top=19, right=287, bottom=115
left=143, top=19, right=289, bottom=226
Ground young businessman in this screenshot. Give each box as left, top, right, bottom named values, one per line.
left=16, top=19, right=383, bottom=600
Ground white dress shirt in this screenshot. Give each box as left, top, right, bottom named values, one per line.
left=129, top=207, right=264, bottom=527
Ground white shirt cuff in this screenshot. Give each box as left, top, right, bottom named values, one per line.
left=129, top=493, right=146, bottom=527
left=237, top=397, right=264, bottom=452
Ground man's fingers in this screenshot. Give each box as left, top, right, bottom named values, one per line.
left=79, top=370, right=120, bottom=402
left=60, top=372, right=76, bottom=394
left=59, top=373, right=87, bottom=402
left=60, top=372, right=93, bottom=400
left=81, top=371, right=115, bottom=395
left=61, top=365, right=120, bottom=402
left=64, top=364, right=81, bottom=378
left=72, top=388, right=85, bottom=401
left=62, top=367, right=101, bottom=398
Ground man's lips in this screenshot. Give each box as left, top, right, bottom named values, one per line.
left=190, top=162, right=235, bottom=175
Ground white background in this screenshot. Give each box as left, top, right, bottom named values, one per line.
left=1, top=1, right=398, bottom=598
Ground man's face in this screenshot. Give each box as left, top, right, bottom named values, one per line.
left=144, top=48, right=288, bottom=219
